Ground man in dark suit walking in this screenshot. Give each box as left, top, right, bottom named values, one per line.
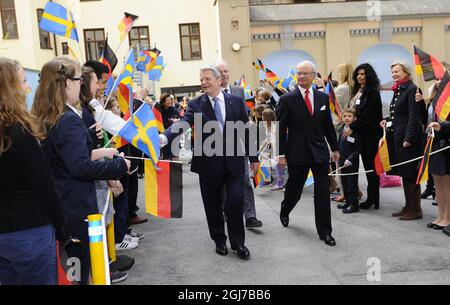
left=215, top=60, right=263, bottom=228
left=160, top=66, right=259, bottom=259
left=278, top=61, right=340, bottom=246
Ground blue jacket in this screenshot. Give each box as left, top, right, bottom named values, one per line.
left=42, top=107, right=128, bottom=226
left=164, top=93, right=258, bottom=177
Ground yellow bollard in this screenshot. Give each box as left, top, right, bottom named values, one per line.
left=88, top=214, right=107, bottom=285
left=106, top=216, right=116, bottom=263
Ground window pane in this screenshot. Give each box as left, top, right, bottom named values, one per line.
left=191, top=36, right=201, bottom=59
left=0, top=0, right=14, bottom=9
left=191, top=24, right=200, bottom=36
left=139, top=40, right=150, bottom=50
left=87, top=42, right=97, bottom=61
left=181, top=37, right=191, bottom=59
left=97, top=41, right=105, bottom=56
left=130, top=28, right=139, bottom=39
left=180, top=25, right=189, bottom=36
left=95, top=30, right=104, bottom=41
left=2, top=11, right=18, bottom=38
left=139, top=29, right=148, bottom=39
left=85, top=30, right=95, bottom=41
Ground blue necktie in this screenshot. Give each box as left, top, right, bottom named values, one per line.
left=213, top=97, right=224, bottom=132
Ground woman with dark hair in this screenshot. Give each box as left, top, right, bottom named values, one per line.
left=158, top=93, right=181, bottom=160
left=342, top=63, right=383, bottom=210
left=380, top=61, right=426, bottom=220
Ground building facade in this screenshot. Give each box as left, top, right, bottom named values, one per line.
left=1, top=0, right=450, bottom=99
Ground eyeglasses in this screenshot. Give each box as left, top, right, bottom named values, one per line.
left=297, top=72, right=315, bottom=76
left=70, top=77, right=82, bottom=81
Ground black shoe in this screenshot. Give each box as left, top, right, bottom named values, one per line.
left=343, top=206, right=359, bottom=214
left=359, top=201, right=379, bottom=210
left=246, top=218, right=263, bottom=228
left=427, top=222, right=437, bottom=229
left=434, top=225, right=445, bottom=230
left=280, top=214, right=289, bottom=227
left=337, top=203, right=349, bottom=210
left=110, top=270, right=128, bottom=284
left=231, top=245, right=250, bottom=259
left=319, top=235, right=336, bottom=247
left=432, top=202, right=438, bottom=206
left=215, top=244, right=228, bottom=256
left=443, top=225, right=450, bottom=237
left=421, top=188, right=435, bottom=199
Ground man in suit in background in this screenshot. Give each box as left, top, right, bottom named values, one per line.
left=278, top=61, right=340, bottom=247
left=215, top=60, right=263, bottom=228
left=160, top=66, right=260, bottom=259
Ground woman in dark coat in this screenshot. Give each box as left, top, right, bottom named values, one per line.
left=343, top=63, right=383, bottom=210
left=158, top=93, right=181, bottom=160
left=32, top=57, right=130, bottom=284
left=381, top=61, right=427, bottom=220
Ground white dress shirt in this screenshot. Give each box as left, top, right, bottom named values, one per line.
left=298, top=85, right=315, bottom=113
left=66, top=103, right=82, bottom=118
left=222, top=85, right=232, bottom=95
left=89, top=98, right=126, bottom=135
left=208, top=91, right=226, bottom=123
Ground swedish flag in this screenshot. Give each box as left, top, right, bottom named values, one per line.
left=39, top=2, right=79, bottom=42
left=118, top=103, right=160, bottom=165
left=148, top=56, right=165, bottom=81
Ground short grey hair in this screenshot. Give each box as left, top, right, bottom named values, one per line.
left=200, top=65, right=221, bottom=79
left=391, top=60, right=411, bottom=77
left=215, top=60, right=229, bottom=68
left=297, top=60, right=317, bottom=74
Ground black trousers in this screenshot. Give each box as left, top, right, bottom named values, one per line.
left=199, top=172, right=245, bottom=248
left=341, top=170, right=359, bottom=207
left=127, top=172, right=139, bottom=220
left=113, top=175, right=129, bottom=243
left=360, top=137, right=380, bottom=203
left=281, top=163, right=332, bottom=237
left=65, top=221, right=90, bottom=285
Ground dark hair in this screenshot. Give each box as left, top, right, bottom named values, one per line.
left=351, top=63, right=380, bottom=97
left=84, top=60, right=109, bottom=80
left=159, top=93, right=172, bottom=109
left=79, top=66, right=96, bottom=112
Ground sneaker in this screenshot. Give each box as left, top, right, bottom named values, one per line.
left=110, top=270, right=128, bottom=284
left=127, top=228, right=145, bottom=240
left=271, top=185, right=284, bottom=191
left=115, top=240, right=138, bottom=251
left=124, top=234, right=139, bottom=243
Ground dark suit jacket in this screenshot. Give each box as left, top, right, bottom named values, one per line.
left=164, top=93, right=258, bottom=177
left=42, top=107, right=128, bottom=226
left=338, top=126, right=360, bottom=171
left=278, top=87, right=339, bottom=165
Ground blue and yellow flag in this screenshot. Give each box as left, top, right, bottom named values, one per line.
left=118, top=103, right=160, bottom=164
left=304, top=170, right=314, bottom=187
left=137, top=50, right=159, bottom=73
left=253, top=165, right=271, bottom=188
left=116, top=49, right=135, bottom=115
left=148, top=56, right=165, bottom=81
left=39, top=2, right=79, bottom=42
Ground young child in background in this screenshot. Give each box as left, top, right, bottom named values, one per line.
left=262, top=108, right=285, bottom=191
left=337, top=108, right=360, bottom=214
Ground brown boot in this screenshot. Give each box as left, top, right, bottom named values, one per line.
left=392, top=182, right=409, bottom=217
left=400, top=182, right=423, bottom=220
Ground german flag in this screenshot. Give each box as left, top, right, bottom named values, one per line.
left=265, top=68, right=280, bottom=83
left=374, top=135, right=391, bottom=175
left=325, top=72, right=341, bottom=120
left=253, top=58, right=265, bottom=72
left=118, top=12, right=138, bottom=41
left=434, top=70, right=450, bottom=121
left=152, top=106, right=165, bottom=132
left=145, top=160, right=183, bottom=219
left=413, top=44, right=446, bottom=82
left=416, top=133, right=434, bottom=185
left=100, top=38, right=118, bottom=76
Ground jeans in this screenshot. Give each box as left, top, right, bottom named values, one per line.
left=0, top=225, right=57, bottom=285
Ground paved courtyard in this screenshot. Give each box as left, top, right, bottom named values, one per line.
left=121, top=160, right=450, bottom=285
